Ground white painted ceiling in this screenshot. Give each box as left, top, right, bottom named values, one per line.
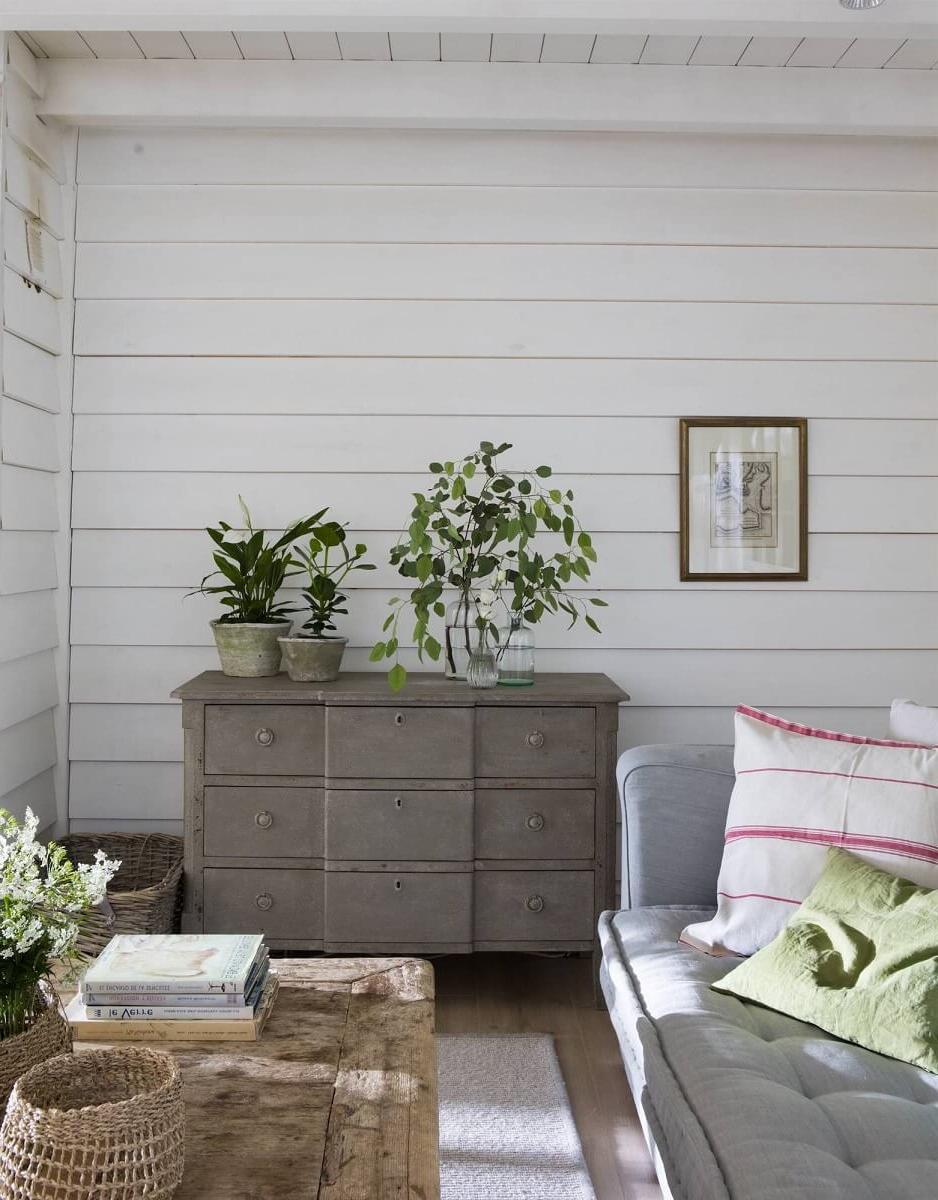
left=19, top=29, right=938, bottom=68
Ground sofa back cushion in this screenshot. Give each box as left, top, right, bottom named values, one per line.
left=681, top=706, right=938, bottom=957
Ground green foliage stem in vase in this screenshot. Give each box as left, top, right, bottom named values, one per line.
left=0, top=809, right=120, bottom=1039
left=370, top=441, right=607, bottom=691
left=193, top=497, right=326, bottom=625
left=292, top=520, right=376, bottom=639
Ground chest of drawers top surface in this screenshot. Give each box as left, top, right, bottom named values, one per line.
left=173, top=670, right=628, bottom=706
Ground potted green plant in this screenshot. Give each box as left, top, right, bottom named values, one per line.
left=370, top=441, right=606, bottom=691
left=0, top=808, right=120, bottom=1105
left=194, top=498, right=325, bottom=677
left=278, top=519, right=375, bottom=682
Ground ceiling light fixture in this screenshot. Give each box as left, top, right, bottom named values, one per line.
left=839, top=0, right=885, bottom=9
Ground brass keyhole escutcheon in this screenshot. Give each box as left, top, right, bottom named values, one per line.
left=255, top=727, right=275, bottom=747
left=394, top=712, right=406, bottom=727
left=394, top=879, right=402, bottom=891
left=255, top=892, right=273, bottom=911
left=394, top=796, right=403, bottom=810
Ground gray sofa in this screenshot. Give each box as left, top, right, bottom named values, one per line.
left=599, top=745, right=938, bottom=1200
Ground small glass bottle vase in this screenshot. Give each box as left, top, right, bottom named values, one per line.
left=466, top=648, right=499, bottom=689
left=498, top=617, right=535, bottom=686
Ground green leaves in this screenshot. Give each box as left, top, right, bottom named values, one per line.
left=388, top=663, right=407, bottom=692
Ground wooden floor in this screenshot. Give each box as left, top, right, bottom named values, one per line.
left=433, top=952, right=662, bottom=1200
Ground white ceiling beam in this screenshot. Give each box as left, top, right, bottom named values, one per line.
left=9, top=1, right=938, bottom=40
left=36, top=59, right=938, bottom=137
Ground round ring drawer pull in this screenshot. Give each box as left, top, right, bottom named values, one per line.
left=525, top=813, right=545, bottom=832
left=525, top=894, right=545, bottom=913
left=394, top=712, right=406, bottom=728
left=525, top=730, right=545, bottom=749
left=255, top=727, right=275, bottom=747
left=255, top=892, right=273, bottom=911
left=254, top=810, right=273, bottom=830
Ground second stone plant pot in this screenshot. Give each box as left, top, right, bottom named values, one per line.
left=278, top=636, right=348, bottom=683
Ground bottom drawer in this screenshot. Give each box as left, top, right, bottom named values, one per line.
left=474, top=871, right=594, bottom=942
left=326, top=872, right=472, bottom=943
left=203, top=868, right=323, bottom=940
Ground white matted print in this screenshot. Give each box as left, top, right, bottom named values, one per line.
left=680, top=418, right=807, bottom=580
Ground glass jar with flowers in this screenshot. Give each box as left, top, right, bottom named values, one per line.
left=0, top=808, right=120, bottom=1102
left=371, top=441, right=606, bottom=691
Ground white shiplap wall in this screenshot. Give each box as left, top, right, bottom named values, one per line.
left=0, top=39, right=75, bottom=832
left=68, top=126, right=938, bottom=834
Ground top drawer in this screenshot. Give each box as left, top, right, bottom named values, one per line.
left=476, top=707, right=595, bottom=779
left=204, top=705, right=324, bottom=776
left=326, top=706, right=472, bottom=778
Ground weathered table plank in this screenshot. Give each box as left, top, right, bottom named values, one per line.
left=75, top=957, right=439, bottom=1200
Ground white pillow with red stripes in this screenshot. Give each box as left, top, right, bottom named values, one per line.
left=681, top=705, right=938, bottom=958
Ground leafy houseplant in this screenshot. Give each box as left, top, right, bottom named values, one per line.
left=195, top=498, right=325, bottom=677
left=0, top=808, right=120, bottom=1101
left=278, top=520, right=375, bottom=683
left=370, top=441, right=606, bottom=691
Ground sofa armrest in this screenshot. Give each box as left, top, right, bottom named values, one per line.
left=617, top=744, right=735, bottom=909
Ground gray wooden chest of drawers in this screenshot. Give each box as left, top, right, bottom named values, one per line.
left=173, top=671, right=627, bottom=965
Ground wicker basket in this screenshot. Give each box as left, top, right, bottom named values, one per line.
left=0, top=1047, right=185, bottom=1199
left=59, top=835, right=184, bottom=957
left=0, top=987, right=72, bottom=1111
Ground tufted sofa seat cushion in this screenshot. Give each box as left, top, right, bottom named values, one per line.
left=599, top=906, right=938, bottom=1200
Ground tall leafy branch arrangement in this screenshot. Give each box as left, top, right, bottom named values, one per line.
left=370, top=441, right=606, bottom=690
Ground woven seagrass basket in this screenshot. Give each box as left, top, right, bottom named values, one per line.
left=0, top=988, right=72, bottom=1111
left=59, top=835, right=184, bottom=957
left=0, top=1046, right=185, bottom=1200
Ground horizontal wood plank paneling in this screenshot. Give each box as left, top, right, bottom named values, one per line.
left=74, top=243, right=938, bottom=304
left=0, top=590, right=58, bottom=661
left=0, top=532, right=57, bottom=594
left=71, top=357, right=938, bottom=419
left=70, top=414, right=938, bottom=475
left=69, top=128, right=937, bottom=823
left=3, top=334, right=60, bottom=412
left=69, top=761, right=183, bottom=819
left=69, top=644, right=938, bottom=708
left=76, top=129, right=938, bottom=192
left=69, top=586, right=938, bottom=652
left=69, top=818, right=184, bottom=836
left=70, top=531, right=938, bottom=593
left=0, top=711, right=57, bottom=797
left=0, top=768, right=57, bottom=830
left=75, top=185, right=938, bottom=248
left=0, top=464, right=58, bottom=529
left=70, top=471, right=938, bottom=535
left=1, top=398, right=59, bottom=471
left=0, top=650, right=58, bottom=731
left=4, top=139, right=65, bottom=237
left=4, top=76, right=65, bottom=181
left=4, top=267, right=61, bottom=353
left=3, top=200, right=63, bottom=297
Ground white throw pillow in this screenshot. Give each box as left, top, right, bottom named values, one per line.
left=681, top=705, right=938, bottom=957
left=890, top=698, right=938, bottom=747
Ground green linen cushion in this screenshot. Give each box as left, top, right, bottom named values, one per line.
left=712, top=847, right=938, bottom=1073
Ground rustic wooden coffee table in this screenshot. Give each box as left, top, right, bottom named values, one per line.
left=75, top=957, right=438, bottom=1199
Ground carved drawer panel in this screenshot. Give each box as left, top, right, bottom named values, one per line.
left=475, top=789, right=594, bottom=860
left=326, top=706, right=473, bottom=778
left=203, top=786, right=324, bottom=859
left=474, top=870, right=594, bottom=941
left=476, top=707, right=595, bottom=779
left=203, top=868, right=323, bottom=940
left=325, top=871, right=472, bottom=942
left=204, top=705, right=324, bottom=776
left=325, top=789, right=473, bottom=861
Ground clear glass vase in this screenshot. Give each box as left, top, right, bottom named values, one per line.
left=497, top=617, right=535, bottom=686
left=444, top=597, right=478, bottom=680
left=466, top=649, right=499, bottom=689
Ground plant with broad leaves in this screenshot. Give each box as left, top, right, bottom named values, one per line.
left=293, top=521, right=376, bottom=638
left=370, top=441, right=606, bottom=691
left=193, top=497, right=326, bottom=623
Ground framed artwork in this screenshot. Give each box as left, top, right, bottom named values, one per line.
left=679, top=417, right=808, bottom=581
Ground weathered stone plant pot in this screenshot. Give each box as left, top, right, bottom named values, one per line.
left=211, top=619, right=291, bottom=677
left=278, top=636, right=347, bottom=683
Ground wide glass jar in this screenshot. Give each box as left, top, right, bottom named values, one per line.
left=444, top=597, right=477, bottom=680
left=497, top=617, right=535, bottom=686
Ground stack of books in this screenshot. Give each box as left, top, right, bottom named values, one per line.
left=66, top=933, right=277, bottom=1042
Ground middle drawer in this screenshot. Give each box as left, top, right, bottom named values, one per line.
left=325, top=789, right=473, bottom=861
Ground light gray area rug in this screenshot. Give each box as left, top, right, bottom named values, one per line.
left=438, top=1034, right=597, bottom=1200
